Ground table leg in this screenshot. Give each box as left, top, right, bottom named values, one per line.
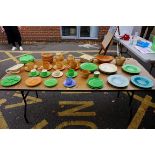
left=21, top=91, right=30, bottom=123
left=117, top=91, right=120, bottom=98
left=149, top=63, right=154, bottom=74
left=35, top=91, right=38, bottom=98
left=127, top=91, right=134, bottom=124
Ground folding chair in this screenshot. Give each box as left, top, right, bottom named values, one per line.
left=98, top=26, right=118, bottom=55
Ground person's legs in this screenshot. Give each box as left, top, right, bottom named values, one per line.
left=145, top=26, right=154, bottom=40
left=18, top=41, right=23, bottom=51
left=140, top=26, right=147, bottom=38
left=18, top=41, right=22, bottom=46
left=11, top=42, right=17, bottom=51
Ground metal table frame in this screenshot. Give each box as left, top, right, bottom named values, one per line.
left=17, top=89, right=136, bottom=124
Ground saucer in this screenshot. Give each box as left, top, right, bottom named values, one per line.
left=64, top=79, right=76, bottom=88
left=53, top=65, right=65, bottom=71
left=28, top=71, right=40, bottom=77
left=66, top=71, right=78, bottom=78
left=52, top=70, right=63, bottom=78
left=44, top=78, right=58, bottom=87
left=40, top=71, right=51, bottom=78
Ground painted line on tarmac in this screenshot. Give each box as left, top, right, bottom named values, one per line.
left=58, top=101, right=96, bottom=117
left=5, top=93, right=42, bottom=109
left=32, top=119, right=48, bottom=129
left=0, top=99, right=7, bottom=105
left=56, top=120, right=97, bottom=129
left=4, top=52, right=19, bottom=63
left=128, top=95, right=152, bottom=129
left=0, top=111, right=8, bottom=129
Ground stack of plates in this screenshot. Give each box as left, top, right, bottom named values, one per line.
left=131, top=75, right=154, bottom=89
left=99, top=63, right=117, bottom=74
left=108, top=74, right=129, bottom=88
left=87, top=77, right=104, bottom=89
left=122, top=64, right=141, bottom=74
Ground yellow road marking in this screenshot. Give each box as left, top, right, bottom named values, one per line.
left=0, top=99, right=6, bottom=105
left=0, top=54, right=26, bottom=63
left=32, top=119, right=48, bottom=129
left=58, top=101, right=96, bottom=116
left=128, top=95, right=152, bottom=129
left=0, top=111, right=8, bottom=129
left=5, top=52, right=19, bottom=63
left=56, top=120, right=97, bottom=129
left=13, top=93, right=42, bottom=102
left=5, top=93, right=42, bottom=109
left=124, top=92, right=155, bottom=108
left=0, top=57, right=13, bottom=63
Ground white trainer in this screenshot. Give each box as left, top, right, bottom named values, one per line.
left=19, top=46, right=23, bottom=51
left=11, top=46, right=17, bottom=51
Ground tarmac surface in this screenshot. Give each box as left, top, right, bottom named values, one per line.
left=0, top=42, right=155, bottom=129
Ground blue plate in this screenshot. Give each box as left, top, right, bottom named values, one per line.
left=108, top=74, right=129, bottom=88
left=64, top=79, right=76, bottom=88
left=131, top=75, right=154, bottom=89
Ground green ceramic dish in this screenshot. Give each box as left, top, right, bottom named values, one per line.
left=66, top=71, right=78, bottom=78
left=122, top=64, right=141, bottom=74
left=28, top=71, right=40, bottom=77
left=44, top=78, right=58, bottom=87
left=87, top=77, right=104, bottom=89
left=0, top=75, right=21, bottom=87
left=40, top=71, right=51, bottom=78
left=19, top=54, right=35, bottom=64
left=80, top=62, right=98, bottom=72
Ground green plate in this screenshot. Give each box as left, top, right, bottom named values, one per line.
left=80, top=63, right=98, bottom=72
left=66, top=71, right=78, bottom=78
left=122, top=64, right=141, bottom=74
left=28, top=71, right=40, bottom=77
left=19, top=54, right=35, bottom=64
left=40, top=71, right=51, bottom=78
left=44, top=78, right=58, bottom=87
left=87, top=77, right=104, bottom=89
left=0, top=75, right=21, bottom=87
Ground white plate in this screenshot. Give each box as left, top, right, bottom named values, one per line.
left=99, top=63, right=117, bottom=74
left=52, top=70, right=63, bottom=78
left=6, top=64, right=24, bottom=73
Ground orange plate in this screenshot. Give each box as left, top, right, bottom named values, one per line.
left=25, top=77, right=42, bottom=87
left=96, top=55, right=114, bottom=63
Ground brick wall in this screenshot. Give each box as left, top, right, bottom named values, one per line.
left=0, top=26, right=109, bottom=43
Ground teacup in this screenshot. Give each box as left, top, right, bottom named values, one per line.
left=41, top=69, right=47, bottom=76
left=56, top=62, right=63, bottom=69
left=43, top=61, right=50, bottom=69
left=31, top=69, right=37, bottom=76
left=94, top=71, right=100, bottom=78
left=68, top=69, right=74, bottom=76
left=116, top=56, right=126, bottom=66
left=66, top=78, right=73, bottom=85
left=69, top=61, right=77, bottom=69
left=81, top=70, right=90, bottom=79
left=54, top=70, right=61, bottom=76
